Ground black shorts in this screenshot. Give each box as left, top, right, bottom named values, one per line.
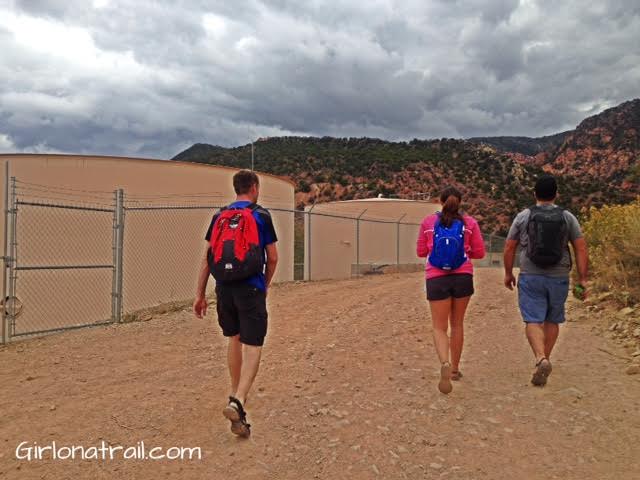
left=426, top=274, right=474, bottom=301
left=215, top=284, right=268, bottom=346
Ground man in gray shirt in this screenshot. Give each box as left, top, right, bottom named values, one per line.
left=503, top=175, right=589, bottom=386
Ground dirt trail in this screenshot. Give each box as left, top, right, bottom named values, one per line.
left=1, top=269, right=639, bottom=480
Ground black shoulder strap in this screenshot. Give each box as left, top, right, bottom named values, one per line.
left=254, top=204, right=273, bottom=217
left=529, top=204, right=564, bottom=213
left=525, top=206, right=537, bottom=234
left=224, top=203, right=259, bottom=212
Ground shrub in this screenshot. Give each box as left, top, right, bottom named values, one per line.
left=298, top=180, right=311, bottom=193
left=582, top=198, right=640, bottom=304
left=626, top=162, right=640, bottom=183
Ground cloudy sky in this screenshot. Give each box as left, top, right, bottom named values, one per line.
left=0, top=0, right=638, bottom=158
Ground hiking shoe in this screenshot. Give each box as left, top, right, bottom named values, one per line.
left=223, top=396, right=251, bottom=438
left=438, top=362, right=453, bottom=394
left=531, top=358, right=552, bottom=387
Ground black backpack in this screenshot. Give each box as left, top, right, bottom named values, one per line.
left=525, top=206, right=569, bottom=267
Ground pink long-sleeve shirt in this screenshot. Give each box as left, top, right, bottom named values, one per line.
left=416, top=214, right=486, bottom=279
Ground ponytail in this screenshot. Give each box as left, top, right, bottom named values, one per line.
left=439, top=186, right=464, bottom=228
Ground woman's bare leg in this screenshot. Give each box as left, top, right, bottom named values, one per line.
left=450, top=296, right=471, bottom=373
left=430, top=298, right=454, bottom=394
left=430, top=298, right=453, bottom=364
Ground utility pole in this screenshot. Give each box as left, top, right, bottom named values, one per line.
left=247, top=126, right=255, bottom=171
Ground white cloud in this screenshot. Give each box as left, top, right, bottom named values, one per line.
left=0, top=134, right=16, bottom=153
left=235, top=36, right=259, bottom=53
left=0, top=8, right=149, bottom=80
left=202, top=12, right=229, bottom=39
left=92, top=0, right=111, bottom=8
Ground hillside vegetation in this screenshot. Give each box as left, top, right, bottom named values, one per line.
left=582, top=198, right=640, bottom=305
left=174, top=137, right=622, bottom=235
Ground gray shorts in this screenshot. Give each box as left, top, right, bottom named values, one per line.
left=518, top=274, right=569, bottom=324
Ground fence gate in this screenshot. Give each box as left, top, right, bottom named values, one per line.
left=2, top=179, right=124, bottom=339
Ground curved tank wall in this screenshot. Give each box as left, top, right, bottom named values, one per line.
left=304, top=198, right=439, bottom=280
left=0, top=154, right=294, bottom=334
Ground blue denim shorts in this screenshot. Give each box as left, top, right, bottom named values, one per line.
left=518, top=274, right=570, bottom=324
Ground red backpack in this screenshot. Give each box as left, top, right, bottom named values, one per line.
left=208, top=205, right=263, bottom=282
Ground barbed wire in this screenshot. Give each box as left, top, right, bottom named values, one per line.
left=14, top=191, right=116, bottom=210
left=15, top=187, right=116, bottom=204
left=14, top=179, right=114, bottom=195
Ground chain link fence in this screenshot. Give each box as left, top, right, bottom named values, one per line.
left=1, top=176, right=507, bottom=342
left=121, top=205, right=213, bottom=318
left=302, top=209, right=508, bottom=281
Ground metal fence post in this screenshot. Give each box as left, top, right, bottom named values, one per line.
left=7, top=177, right=17, bottom=336
left=488, top=234, right=494, bottom=266
left=396, top=214, right=406, bottom=270
left=307, top=203, right=316, bottom=281
left=111, top=190, right=118, bottom=323
left=355, top=209, right=367, bottom=277
left=113, top=189, right=125, bottom=323
left=1, top=163, right=9, bottom=344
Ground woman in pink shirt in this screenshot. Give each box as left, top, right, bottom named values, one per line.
left=416, top=187, right=485, bottom=394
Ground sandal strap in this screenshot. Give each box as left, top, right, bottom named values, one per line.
left=535, top=357, right=548, bottom=367
left=228, top=396, right=247, bottom=420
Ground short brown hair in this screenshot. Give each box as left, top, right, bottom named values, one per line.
left=233, top=170, right=259, bottom=195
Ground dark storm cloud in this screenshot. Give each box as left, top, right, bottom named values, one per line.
left=13, top=0, right=90, bottom=19
left=0, top=0, right=638, bottom=157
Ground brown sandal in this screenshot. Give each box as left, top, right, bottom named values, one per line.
left=451, top=370, right=463, bottom=381
left=223, top=396, right=251, bottom=438
left=531, top=358, right=552, bottom=387
left=438, top=362, right=453, bottom=394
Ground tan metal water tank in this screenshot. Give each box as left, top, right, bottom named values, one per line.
left=0, top=154, right=294, bottom=335
left=304, top=198, right=439, bottom=280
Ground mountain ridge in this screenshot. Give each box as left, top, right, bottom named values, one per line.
left=172, top=99, right=640, bottom=235
left=468, top=131, right=572, bottom=156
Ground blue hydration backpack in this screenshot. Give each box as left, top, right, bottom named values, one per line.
left=428, top=214, right=467, bottom=270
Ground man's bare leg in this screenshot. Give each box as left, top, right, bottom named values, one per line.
left=227, top=335, right=242, bottom=397
left=223, top=341, right=261, bottom=438
left=543, top=322, right=559, bottom=360
left=236, top=344, right=262, bottom=406
left=526, top=323, right=552, bottom=385
left=525, top=323, right=546, bottom=361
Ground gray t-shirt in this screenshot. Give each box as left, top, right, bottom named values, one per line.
left=507, top=204, right=582, bottom=278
